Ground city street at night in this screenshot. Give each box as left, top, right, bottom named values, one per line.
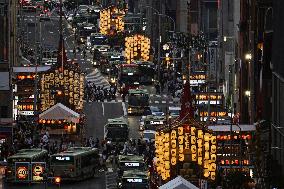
left=0, top=0, right=284, bottom=189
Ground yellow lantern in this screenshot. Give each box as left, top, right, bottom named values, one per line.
left=211, top=154, right=217, bottom=162
left=171, top=157, right=177, bottom=165
left=179, top=154, right=184, bottom=161
left=165, top=161, right=170, bottom=170
left=164, top=151, right=170, bottom=160
left=211, top=145, right=217, bottom=153
left=204, top=151, right=210, bottom=160
left=171, top=149, right=176, bottom=157
left=178, top=135, right=184, bottom=145
left=191, top=127, right=196, bottom=135
left=204, top=133, right=210, bottom=141
left=210, top=172, right=216, bottom=180
left=211, top=136, right=217, bottom=144
left=171, top=139, right=177, bottom=148
left=204, top=169, right=210, bottom=177
left=210, top=163, right=216, bottom=172
left=204, top=160, right=209, bottom=169
left=191, top=136, right=196, bottom=144
left=191, top=145, right=196, bottom=154
left=198, top=130, right=203, bottom=139
left=198, top=157, right=203, bottom=165
left=178, top=127, right=183, bottom=136
left=204, top=142, right=209, bottom=151
left=197, top=139, right=203, bottom=147
left=198, top=148, right=202, bottom=157
left=171, top=130, right=177, bottom=139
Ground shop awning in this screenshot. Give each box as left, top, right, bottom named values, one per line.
left=208, top=124, right=256, bottom=132
left=13, top=66, right=51, bottom=73
left=159, top=176, right=200, bottom=189
left=39, top=103, right=80, bottom=123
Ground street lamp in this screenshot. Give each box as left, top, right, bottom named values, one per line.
left=245, top=53, right=252, bottom=60
left=223, top=36, right=234, bottom=42
left=244, top=90, right=251, bottom=97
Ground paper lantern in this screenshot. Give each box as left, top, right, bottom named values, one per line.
left=179, top=154, right=184, bottom=161
left=198, top=130, right=203, bottom=139
left=171, top=140, right=177, bottom=148
left=210, top=172, right=216, bottom=180
left=209, top=163, right=216, bottom=171
left=204, top=152, right=210, bottom=160
left=211, top=154, right=217, bottom=162
left=178, top=127, right=183, bottom=136
left=204, top=133, right=210, bottom=141
left=164, top=151, right=170, bottom=160
left=165, top=161, right=170, bottom=169
left=171, top=157, right=177, bottom=165
left=171, top=130, right=177, bottom=139
left=178, top=135, right=184, bottom=145
left=211, top=145, right=216, bottom=153
left=191, top=127, right=196, bottom=135
left=191, top=136, right=196, bottom=144
left=198, top=157, right=203, bottom=165
left=204, top=142, right=209, bottom=151
left=211, top=136, right=217, bottom=144
left=191, top=145, right=196, bottom=154
left=204, top=169, right=210, bottom=177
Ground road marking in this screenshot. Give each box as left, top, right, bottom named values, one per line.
left=154, top=101, right=159, bottom=104
left=122, top=102, right=127, bottom=116
left=102, top=102, right=105, bottom=116
left=162, top=101, right=166, bottom=104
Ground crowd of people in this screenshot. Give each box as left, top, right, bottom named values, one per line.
left=85, top=82, right=117, bottom=102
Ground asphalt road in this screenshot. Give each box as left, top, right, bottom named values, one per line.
left=2, top=175, right=105, bottom=189
left=14, top=7, right=182, bottom=189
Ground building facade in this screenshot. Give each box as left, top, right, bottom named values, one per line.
left=0, top=0, right=17, bottom=122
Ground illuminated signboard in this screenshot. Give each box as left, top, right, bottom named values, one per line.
left=15, top=162, right=30, bottom=182
left=190, top=74, right=206, bottom=80
left=55, top=156, right=71, bottom=161
left=17, top=104, right=34, bottom=111
left=190, top=80, right=206, bottom=86
left=31, top=162, right=46, bottom=182
left=127, top=178, right=142, bottom=183
left=199, top=111, right=228, bottom=117
left=18, top=111, right=34, bottom=116
left=124, top=162, right=140, bottom=167
left=150, top=121, right=164, bottom=125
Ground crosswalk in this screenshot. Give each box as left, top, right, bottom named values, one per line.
left=85, top=69, right=110, bottom=90
left=105, top=170, right=118, bottom=189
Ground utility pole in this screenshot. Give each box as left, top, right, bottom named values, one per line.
left=33, top=8, right=39, bottom=143
left=157, top=15, right=161, bottom=90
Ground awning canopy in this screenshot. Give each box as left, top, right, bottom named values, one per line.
left=39, top=103, right=80, bottom=123
left=159, top=176, right=200, bottom=189
left=13, top=66, right=51, bottom=73
left=208, top=124, right=256, bottom=132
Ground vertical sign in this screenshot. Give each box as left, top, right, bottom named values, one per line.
left=31, top=162, right=46, bottom=182
left=15, top=162, right=30, bottom=182
left=208, top=46, right=217, bottom=81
